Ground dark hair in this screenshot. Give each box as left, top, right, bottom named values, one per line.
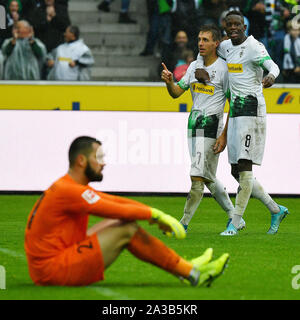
left=69, top=136, right=101, bottom=167
left=199, top=24, right=222, bottom=42
left=68, top=25, right=80, bottom=40
left=225, top=10, right=244, bottom=21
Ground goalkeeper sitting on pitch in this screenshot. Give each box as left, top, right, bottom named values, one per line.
left=24, top=136, right=229, bottom=287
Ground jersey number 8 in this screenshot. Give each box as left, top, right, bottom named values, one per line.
left=245, top=135, right=251, bottom=148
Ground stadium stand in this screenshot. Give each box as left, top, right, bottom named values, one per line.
left=0, top=0, right=298, bottom=82
left=69, top=0, right=161, bottom=81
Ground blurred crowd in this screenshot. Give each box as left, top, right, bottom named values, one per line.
left=0, top=0, right=94, bottom=80
left=140, top=0, right=300, bottom=83
left=0, top=0, right=299, bottom=82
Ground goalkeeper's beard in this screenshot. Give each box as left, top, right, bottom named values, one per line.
left=85, top=161, right=103, bottom=182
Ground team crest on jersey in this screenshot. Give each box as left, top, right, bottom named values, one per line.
left=227, top=63, right=243, bottom=73
left=210, top=70, right=216, bottom=81
left=81, top=189, right=101, bottom=204
left=240, top=47, right=246, bottom=57
left=192, top=83, right=215, bottom=95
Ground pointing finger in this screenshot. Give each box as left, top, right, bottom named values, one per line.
left=162, top=62, right=169, bottom=72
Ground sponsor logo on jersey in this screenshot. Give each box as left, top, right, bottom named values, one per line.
left=277, top=92, right=294, bottom=104
left=58, top=57, right=73, bottom=62
left=81, top=189, right=100, bottom=204
left=192, top=83, right=215, bottom=95
left=227, top=63, right=243, bottom=73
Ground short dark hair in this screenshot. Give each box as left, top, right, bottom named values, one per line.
left=225, top=10, right=244, bottom=21
left=199, top=24, right=222, bottom=42
left=68, top=25, right=80, bottom=40
left=69, top=136, right=101, bottom=167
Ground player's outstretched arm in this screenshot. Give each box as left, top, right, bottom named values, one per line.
left=98, top=192, right=149, bottom=209
left=66, top=186, right=152, bottom=221
left=66, top=186, right=185, bottom=237
left=149, top=208, right=186, bottom=239
left=161, top=62, right=185, bottom=98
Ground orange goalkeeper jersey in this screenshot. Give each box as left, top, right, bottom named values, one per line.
left=25, top=174, right=151, bottom=260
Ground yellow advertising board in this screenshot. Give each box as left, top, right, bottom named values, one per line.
left=0, top=82, right=298, bottom=113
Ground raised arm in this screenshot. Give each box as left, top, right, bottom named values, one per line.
left=161, top=62, right=185, bottom=98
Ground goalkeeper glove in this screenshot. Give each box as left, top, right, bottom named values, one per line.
left=149, top=208, right=186, bottom=239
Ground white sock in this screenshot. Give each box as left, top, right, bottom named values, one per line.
left=232, top=171, right=253, bottom=229
left=181, top=180, right=204, bottom=226
left=251, top=178, right=280, bottom=213
left=232, top=214, right=242, bottom=228
left=206, top=180, right=234, bottom=219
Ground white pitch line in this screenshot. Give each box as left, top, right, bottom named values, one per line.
left=0, top=247, right=132, bottom=300
left=0, top=248, right=26, bottom=260
left=90, top=287, right=131, bottom=300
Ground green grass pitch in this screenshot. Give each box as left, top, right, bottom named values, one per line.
left=0, top=195, right=299, bottom=300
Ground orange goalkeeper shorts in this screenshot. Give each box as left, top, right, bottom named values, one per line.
left=29, top=234, right=104, bottom=286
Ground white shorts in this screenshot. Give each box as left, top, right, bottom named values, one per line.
left=227, top=116, right=266, bottom=165
left=187, top=111, right=223, bottom=181
left=189, top=135, right=220, bottom=181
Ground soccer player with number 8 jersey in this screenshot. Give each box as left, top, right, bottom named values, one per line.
left=195, top=11, right=290, bottom=236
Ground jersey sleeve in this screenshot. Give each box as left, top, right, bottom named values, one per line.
left=63, top=185, right=152, bottom=221
left=177, top=62, right=193, bottom=90
left=262, top=59, right=280, bottom=78
left=97, top=192, right=149, bottom=209
left=251, top=41, right=272, bottom=69
left=217, top=41, right=227, bottom=60
left=252, top=40, right=280, bottom=78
